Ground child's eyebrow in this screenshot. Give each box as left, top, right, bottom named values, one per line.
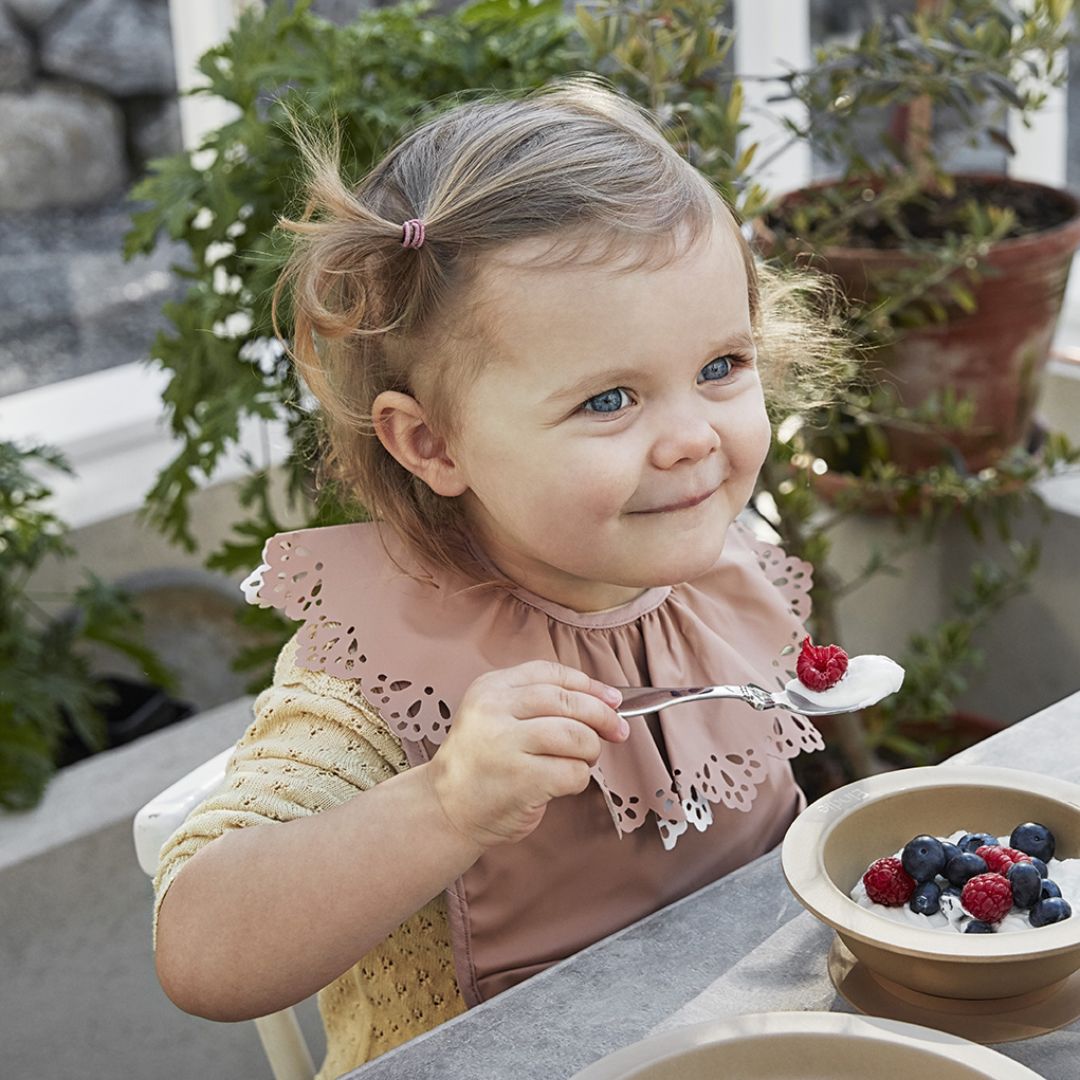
left=541, top=331, right=757, bottom=406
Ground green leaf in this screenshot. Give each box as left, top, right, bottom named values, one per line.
left=0, top=717, right=55, bottom=811
left=458, top=0, right=563, bottom=27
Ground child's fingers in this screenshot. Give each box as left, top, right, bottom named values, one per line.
left=534, top=754, right=594, bottom=800
left=502, top=659, right=623, bottom=708
left=513, top=685, right=628, bottom=743
left=518, top=716, right=604, bottom=766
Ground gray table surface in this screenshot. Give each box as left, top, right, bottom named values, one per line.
left=345, top=690, right=1080, bottom=1080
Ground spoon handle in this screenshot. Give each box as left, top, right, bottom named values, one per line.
left=613, top=683, right=779, bottom=719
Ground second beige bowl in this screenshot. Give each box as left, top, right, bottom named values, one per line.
left=570, top=1012, right=1041, bottom=1079
left=781, top=765, right=1080, bottom=1000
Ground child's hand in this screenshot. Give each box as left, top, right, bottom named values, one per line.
left=425, top=660, right=628, bottom=849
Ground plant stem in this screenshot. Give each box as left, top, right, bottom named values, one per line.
left=907, top=0, right=942, bottom=191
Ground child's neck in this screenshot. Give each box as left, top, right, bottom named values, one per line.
left=466, top=534, right=654, bottom=614
left=520, top=576, right=655, bottom=615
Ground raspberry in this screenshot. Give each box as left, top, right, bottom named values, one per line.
left=976, top=845, right=1032, bottom=876
left=863, top=857, right=916, bottom=906
left=961, top=873, right=1014, bottom=923
left=1002, top=847, right=1034, bottom=866
left=796, top=636, right=849, bottom=692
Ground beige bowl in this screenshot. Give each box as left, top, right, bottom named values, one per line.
left=782, top=765, right=1080, bottom=1001
left=570, top=1012, right=1041, bottom=1079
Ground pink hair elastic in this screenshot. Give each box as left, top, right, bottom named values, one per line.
left=401, top=218, right=426, bottom=249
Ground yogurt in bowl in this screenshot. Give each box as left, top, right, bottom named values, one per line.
left=851, top=829, right=1078, bottom=933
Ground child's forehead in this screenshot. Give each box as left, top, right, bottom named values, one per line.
left=467, top=221, right=749, bottom=347
left=480, top=215, right=726, bottom=276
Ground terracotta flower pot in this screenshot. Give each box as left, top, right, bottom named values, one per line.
left=759, top=174, right=1080, bottom=472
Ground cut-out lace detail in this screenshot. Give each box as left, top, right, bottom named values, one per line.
left=742, top=520, right=824, bottom=758
left=593, top=522, right=823, bottom=843
left=247, top=538, right=457, bottom=744
left=741, top=520, right=813, bottom=624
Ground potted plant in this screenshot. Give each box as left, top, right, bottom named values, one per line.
left=748, top=0, right=1080, bottom=784
left=0, top=439, right=184, bottom=810
left=756, top=0, right=1079, bottom=472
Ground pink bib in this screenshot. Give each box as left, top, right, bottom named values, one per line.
left=245, top=517, right=822, bottom=1000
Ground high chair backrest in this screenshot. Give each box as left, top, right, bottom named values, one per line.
left=134, top=746, right=316, bottom=1080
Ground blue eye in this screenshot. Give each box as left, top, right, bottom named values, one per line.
left=582, top=388, right=631, bottom=414
left=578, top=354, right=747, bottom=412
left=700, top=355, right=734, bottom=381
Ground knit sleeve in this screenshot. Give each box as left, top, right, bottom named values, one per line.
left=151, top=633, right=409, bottom=948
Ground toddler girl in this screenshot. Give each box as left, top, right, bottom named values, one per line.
left=152, top=74, right=840, bottom=1078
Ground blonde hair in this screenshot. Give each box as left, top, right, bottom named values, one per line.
left=273, top=73, right=845, bottom=590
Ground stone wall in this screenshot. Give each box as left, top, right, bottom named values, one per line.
left=0, top=0, right=181, bottom=211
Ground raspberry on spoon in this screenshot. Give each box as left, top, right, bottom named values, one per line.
left=796, top=636, right=849, bottom=692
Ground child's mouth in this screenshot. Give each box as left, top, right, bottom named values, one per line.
left=637, top=487, right=717, bottom=513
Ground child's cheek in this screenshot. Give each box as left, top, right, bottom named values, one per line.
left=752, top=412, right=773, bottom=471
left=568, top=451, right=633, bottom=504
left=739, top=392, right=773, bottom=473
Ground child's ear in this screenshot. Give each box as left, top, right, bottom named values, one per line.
left=370, top=390, right=469, bottom=498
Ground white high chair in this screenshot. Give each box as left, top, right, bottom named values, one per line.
left=134, top=747, right=317, bottom=1080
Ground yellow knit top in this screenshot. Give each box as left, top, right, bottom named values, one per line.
left=152, top=634, right=467, bottom=1078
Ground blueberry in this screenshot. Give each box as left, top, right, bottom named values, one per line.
left=1041, top=879, right=1062, bottom=900
left=940, top=842, right=962, bottom=867
left=945, top=852, right=989, bottom=887
left=1029, top=898, right=1072, bottom=928
left=964, top=920, right=995, bottom=933
left=1006, top=862, right=1042, bottom=909
left=1030, top=857, right=1049, bottom=879
left=958, top=832, right=998, bottom=854
left=902, top=835, right=947, bottom=882
left=941, top=885, right=962, bottom=899
left=909, top=880, right=942, bottom=916
left=1009, top=822, right=1056, bottom=862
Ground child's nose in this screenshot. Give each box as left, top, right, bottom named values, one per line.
left=648, top=409, right=721, bottom=470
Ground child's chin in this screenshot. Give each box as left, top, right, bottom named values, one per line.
left=641, top=541, right=728, bottom=585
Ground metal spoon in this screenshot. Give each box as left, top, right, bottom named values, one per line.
left=611, top=682, right=861, bottom=719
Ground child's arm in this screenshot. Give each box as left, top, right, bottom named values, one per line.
left=154, top=759, right=479, bottom=1021
left=154, top=658, right=626, bottom=1022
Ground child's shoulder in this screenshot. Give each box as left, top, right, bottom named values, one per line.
left=241, top=519, right=431, bottom=655
left=261, top=518, right=385, bottom=561
left=242, top=518, right=423, bottom=610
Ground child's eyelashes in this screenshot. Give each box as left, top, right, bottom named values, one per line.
left=578, top=353, right=754, bottom=417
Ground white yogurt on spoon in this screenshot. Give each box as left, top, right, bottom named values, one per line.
left=781, top=654, right=905, bottom=711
